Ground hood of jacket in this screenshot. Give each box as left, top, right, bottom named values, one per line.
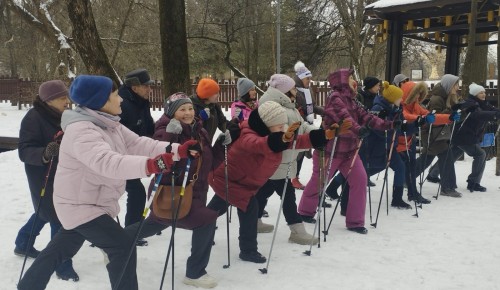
left=61, top=106, right=120, bottom=131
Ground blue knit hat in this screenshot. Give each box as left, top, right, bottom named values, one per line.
left=70, top=75, right=113, bottom=110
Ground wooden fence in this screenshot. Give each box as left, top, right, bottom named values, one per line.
left=0, top=76, right=498, bottom=110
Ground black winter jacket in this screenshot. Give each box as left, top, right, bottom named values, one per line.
left=118, top=85, right=155, bottom=137
left=190, top=95, right=228, bottom=142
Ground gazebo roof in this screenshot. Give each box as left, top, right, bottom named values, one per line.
left=365, top=0, right=499, bottom=40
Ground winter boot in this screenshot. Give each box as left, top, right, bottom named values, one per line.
left=183, top=273, right=218, bottom=288
left=347, top=227, right=368, bottom=234
left=440, top=188, right=462, bottom=198
left=14, top=245, right=40, bottom=259
left=239, top=250, right=267, bottom=263
left=391, top=186, right=412, bottom=209
left=300, top=214, right=316, bottom=224
left=136, top=238, right=148, bottom=246
left=408, top=190, right=431, bottom=204
left=262, top=209, right=269, bottom=217
left=426, top=175, right=440, bottom=183
left=467, top=181, right=487, bottom=192
left=291, top=177, right=305, bottom=190
left=367, top=179, right=376, bottom=187
left=325, top=178, right=342, bottom=200
left=288, top=223, right=318, bottom=245
left=257, top=219, right=274, bottom=233
left=56, top=259, right=79, bottom=282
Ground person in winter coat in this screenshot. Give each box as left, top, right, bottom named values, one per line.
left=292, top=61, right=325, bottom=190
left=415, top=74, right=462, bottom=198
left=191, top=78, right=229, bottom=142
left=15, top=80, right=78, bottom=281
left=125, top=92, right=221, bottom=288
left=17, top=75, right=196, bottom=290
left=254, top=74, right=321, bottom=244
left=118, top=68, right=156, bottom=245
left=231, top=78, right=257, bottom=121
left=208, top=101, right=335, bottom=263
left=427, top=83, right=500, bottom=192
left=298, top=69, right=395, bottom=234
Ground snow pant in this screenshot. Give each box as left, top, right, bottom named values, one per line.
left=415, top=148, right=457, bottom=190
left=15, top=213, right=74, bottom=274
left=427, top=144, right=485, bottom=185
left=256, top=179, right=303, bottom=225
left=207, top=195, right=258, bottom=253
left=296, top=151, right=305, bottom=178
left=298, top=150, right=367, bottom=228
left=125, top=217, right=216, bottom=279
left=399, top=140, right=419, bottom=198
left=125, top=179, right=147, bottom=226
left=18, top=214, right=138, bottom=290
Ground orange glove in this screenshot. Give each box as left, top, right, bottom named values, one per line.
left=282, top=122, right=301, bottom=143
left=324, top=120, right=352, bottom=140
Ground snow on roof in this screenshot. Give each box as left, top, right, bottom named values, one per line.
left=366, top=0, right=433, bottom=9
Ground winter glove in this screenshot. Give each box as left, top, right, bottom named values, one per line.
left=146, top=153, right=174, bottom=175
left=358, top=126, right=370, bottom=139
left=43, top=142, right=60, bottom=163
left=178, top=139, right=201, bottom=159
left=165, top=118, right=183, bottom=134
left=424, top=112, right=436, bottom=124
left=217, top=130, right=232, bottom=146
left=199, top=108, right=210, bottom=121
left=377, top=109, right=388, bottom=119
left=400, top=120, right=409, bottom=133
left=392, top=119, right=402, bottom=130
left=282, top=122, right=301, bottom=143
left=449, top=110, right=461, bottom=122
left=324, top=120, right=353, bottom=139
left=306, top=114, right=315, bottom=125
left=234, top=107, right=244, bottom=121
left=464, top=104, right=479, bottom=114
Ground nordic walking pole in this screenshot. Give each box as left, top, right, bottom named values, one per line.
left=304, top=128, right=340, bottom=255
left=418, top=110, right=436, bottom=194
left=113, top=166, right=168, bottom=290
left=433, top=110, right=461, bottom=200
left=223, top=144, right=231, bottom=269
left=385, top=130, right=389, bottom=216
left=159, top=158, right=192, bottom=290
left=371, top=129, right=398, bottom=228
left=317, top=149, right=324, bottom=246
left=404, top=130, right=420, bottom=218
left=259, top=131, right=299, bottom=274
left=324, top=138, right=363, bottom=235
left=18, top=156, right=55, bottom=284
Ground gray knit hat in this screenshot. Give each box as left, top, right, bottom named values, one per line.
left=440, top=74, right=460, bottom=95
left=258, top=101, right=288, bottom=127
left=392, top=74, right=409, bottom=87
left=39, top=80, right=68, bottom=102
left=164, top=92, right=192, bottom=118
left=237, top=78, right=256, bottom=97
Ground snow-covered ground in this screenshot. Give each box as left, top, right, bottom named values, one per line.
left=1, top=101, right=500, bottom=290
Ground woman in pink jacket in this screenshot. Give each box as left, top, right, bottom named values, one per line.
left=298, top=69, right=395, bottom=234
left=230, top=78, right=258, bottom=120
left=18, top=75, right=196, bottom=290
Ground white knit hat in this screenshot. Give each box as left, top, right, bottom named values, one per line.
left=258, top=101, right=288, bottom=127
left=294, top=61, right=312, bottom=80
left=268, top=74, right=295, bottom=94
left=469, top=83, right=485, bottom=97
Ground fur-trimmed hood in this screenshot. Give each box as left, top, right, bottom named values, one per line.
left=402, top=81, right=428, bottom=105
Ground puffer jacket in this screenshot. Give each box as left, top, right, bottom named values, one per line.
left=323, top=69, right=393, bottom=159
left=230, top=100, right=257, bottom=120
left=118, top=85, right=155, bottom=137
left=259, top=86, right=316, bottom=179
left=53, top=106, right=178, bottom=230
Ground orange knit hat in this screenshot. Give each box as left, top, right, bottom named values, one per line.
left=196, top=78, right=220, bottom=99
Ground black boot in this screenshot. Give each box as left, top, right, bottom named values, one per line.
left=467, top=181, right=487, bottom=192
left=408, top=187, right=431, bottom=204
left=391, top=186, right=412, bottom=209
left=239, top=250, right=266, bottom=263
left=347, top=227, right=368, bottom=234
left=325, top=178, right=341, bottom=200
left=56, top=259, right=79, bottom=282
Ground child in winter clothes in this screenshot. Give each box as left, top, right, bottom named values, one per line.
left=414, top=74, right=462, bottom=198
left=15, top=80, right=78, bottom=281
left=125, top=92, right=221, bottom=288
left=18, top=75, right=196, bottom=290
left=397, top=81, right=449, bottom=204
left=231, top=78, right=257, bottom=120
left=208, top=101, right=335, bottom=263
left=298, top=69, right=395, bottom=234
left=191, top=78, right=229, bottom=141
left=254, top=74, right=321, bottom=244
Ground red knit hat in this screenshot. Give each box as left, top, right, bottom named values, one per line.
left=196, top=78, right=220, bottom=99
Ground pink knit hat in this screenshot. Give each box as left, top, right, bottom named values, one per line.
left=268, top=74, right=295, bottom=94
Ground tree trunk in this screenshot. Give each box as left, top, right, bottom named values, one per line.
left=67, top=0, right=119, bottom=83
left=159, top=0, right=190, bottom=97
left=496, top=24, right=500, bottom=176
left=1, top=4, right=17, bottom=76
left=461, top=0, right=479, bottom=99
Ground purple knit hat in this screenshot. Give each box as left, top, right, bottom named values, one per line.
left=268, top=74, right=295, bottom=94
left=39, top=80, right=68, bottom=102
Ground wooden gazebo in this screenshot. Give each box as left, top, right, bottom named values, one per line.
left=364, top=0, right=499, bottom=82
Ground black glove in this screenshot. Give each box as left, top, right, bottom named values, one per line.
left=400, top=121, right=408, bottom=132
left=43, top=142, right=60, bottom=162
left=415, top=116, right=425, bottom=128
left=358, top=126, right=370, bottom=139
left=377, top=109, right=388, bottom=119
left=392, top=119, right=402, bottom=130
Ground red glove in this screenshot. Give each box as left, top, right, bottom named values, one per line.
left=146, top=153, right=174, bottom=175
left=178, top=140, right=200, bottom=159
